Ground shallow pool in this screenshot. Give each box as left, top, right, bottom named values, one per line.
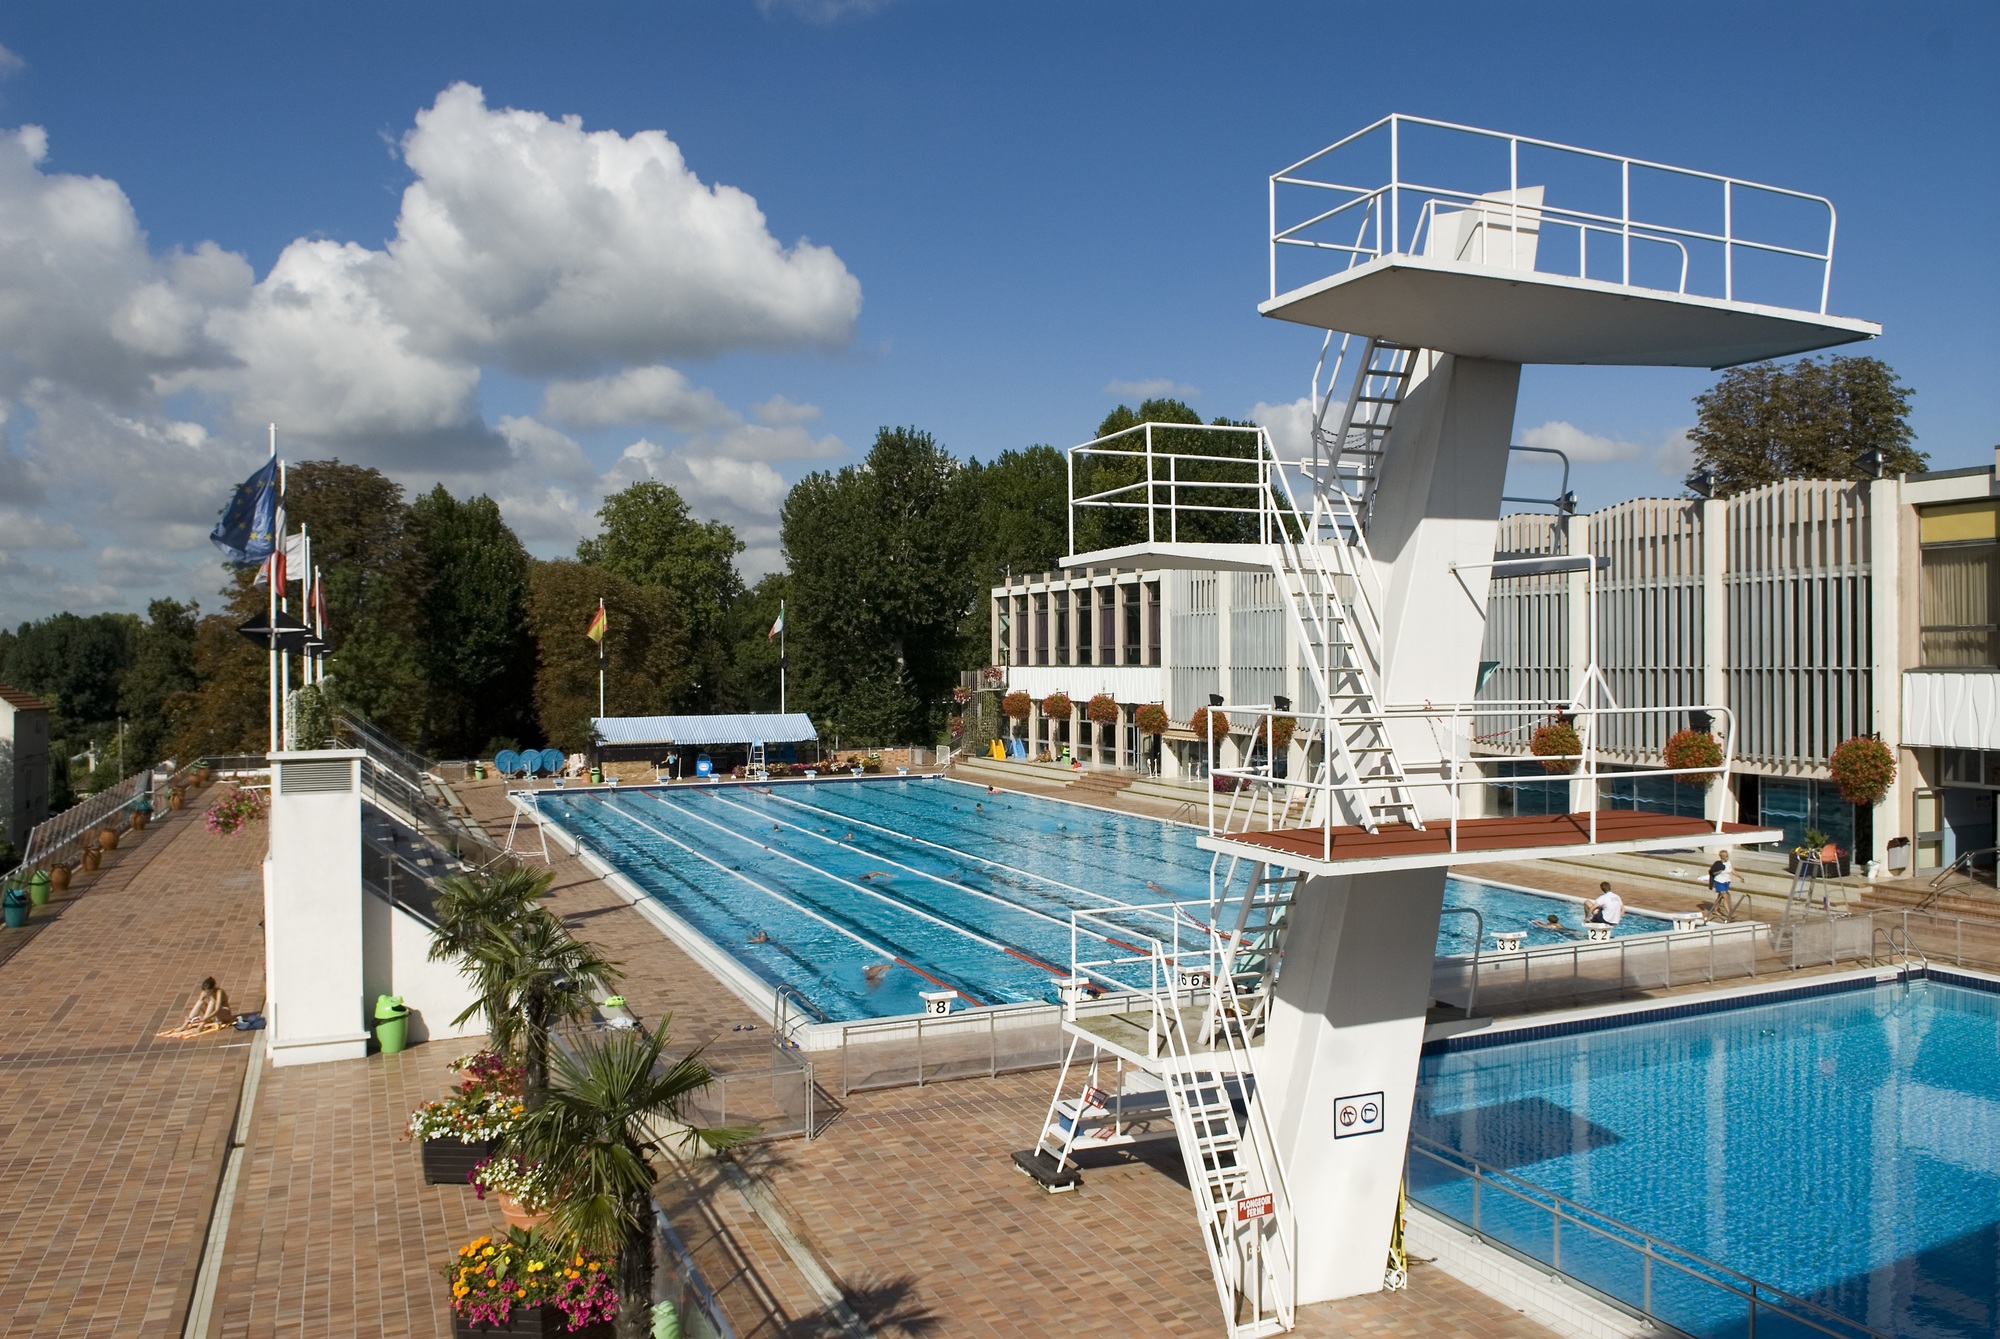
left=1413, top=977, right=2000, bottom=1339
left=533, top=778, right=1663, bottom=1021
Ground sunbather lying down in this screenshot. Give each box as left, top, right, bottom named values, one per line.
left=157, top=976, right=234, bottom=1039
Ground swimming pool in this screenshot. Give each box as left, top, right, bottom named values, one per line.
left=1413, top=976, right=2000, bottom=1339
left=532, top=777, right=1665, bottom=1022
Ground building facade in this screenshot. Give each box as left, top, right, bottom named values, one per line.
left=0, top=683, right=53, bottom=854
left=986, top=452, right=2000, bottom=871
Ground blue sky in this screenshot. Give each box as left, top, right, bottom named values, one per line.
left=0, top=1, right=1994, bottom=618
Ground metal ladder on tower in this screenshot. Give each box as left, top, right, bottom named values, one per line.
left=1312, top=336, right=1419, bottom=535
left=748, top=739, right=767, bottom=779
left=1257, top=443, right=1423, bottom=834
left=1200, top=855, right=1301, bottom=1045
left=1156, top=944, right=1296, bottom=1336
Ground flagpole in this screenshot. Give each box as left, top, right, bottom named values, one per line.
left=779, top=599, right=786, bottom=715
left=268, top=425, right=281, bottom=754
left=597, top=597, right=606, bottom=720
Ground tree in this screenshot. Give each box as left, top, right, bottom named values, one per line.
left=512, top=1027, right=750, bottom=1339
left=169, top=571, right=271, bottom=760
left=409, top=486, right=537, bottom=757
left=1073, top=399, right=1263, bottom=553
left=720, top=571, right=790, bottom=712
left=525, top=561, right=689, bottom=752
left=429, top=864, right=553, bottom=965
left=455, top=904, right=620, bottom=1110
left=1690, top=355, right=1922, bottom=494
left=3, top=611, right=139, bottom=795
left=782, top=427, right=979, bottom=744
left=121, top=599, right=200, bottom=768
left=578, top=482, right=744, bottom=712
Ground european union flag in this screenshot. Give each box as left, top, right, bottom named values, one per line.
left=210, top=458, right=280, bottom=566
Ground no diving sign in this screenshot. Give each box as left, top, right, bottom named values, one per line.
left=1335, top=1091, right=1385, bottom=1138
left=1236, top=1192, right=1275, bottom=1222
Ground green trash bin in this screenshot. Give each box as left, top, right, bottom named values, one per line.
left=373, top=994, right=410, bottom=1054
left=590, top=766, right=603, bottom=784
left=27, top=869, right=51, bottom=907
left=3, top=885, right=28, bottom=930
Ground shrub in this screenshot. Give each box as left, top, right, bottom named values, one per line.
left=1135, top=703, right=1169, bottom=735
left=1530, top=720, right=1581, bottom=775
left=1086, top=693, right=1119, bottom=725
left=1187, top=706, right=1230, bottom=741
left=204, top=786, right=268, bottom=837
left=1001, top=691, right=1033, bottom=721
left=1828, top=735, right=1896, bottom=806
left=1041, top=692, right=1073, bottom=720
left=1662, top=728, right=1723, bottom=786
left=445, top=1229, right=617, bottom=1332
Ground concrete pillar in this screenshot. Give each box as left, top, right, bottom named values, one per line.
left=1260, top=354, right=1519, bottom=1304
left=1867, top=475, right=1902, bottom=863
left=265, top=749, right=368, bottom=1067
left=1701, top=496, right=1733, bottom=824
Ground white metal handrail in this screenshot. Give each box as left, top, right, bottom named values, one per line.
left=1270, top=114, right=1838, bottom=313
left=1207, top=698, right=1740, bottom=859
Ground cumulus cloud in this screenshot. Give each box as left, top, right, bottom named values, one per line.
left=0, top=44, right=22, bottom=77
left=1251, top=397, right=1317, bottom=461
left=1518, top=420, right=1644, bottom=464
left=542, top=366, right=733, bottom=431
left=1106, top=377, right=1199, bottom=400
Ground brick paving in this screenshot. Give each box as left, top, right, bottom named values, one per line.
left=0, top=785, right=264, bottom=1339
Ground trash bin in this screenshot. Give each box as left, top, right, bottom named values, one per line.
left=27, top=869, right=51, bottom=907
left=3, top=885, right=28, bottom=929
left=589, top=766, right=603, bottom=784
left=373, top=994, right=410, bottom=1054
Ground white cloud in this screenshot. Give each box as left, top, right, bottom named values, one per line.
left=1106, top=378, right=1199, bottom=400
left=0, top=507, right=83, bottom=550
left=0, top=45, right=22, bottom=77
left=1518, top=420, right=1644, bottom=464
left=1251, top=396, right=1317, bottom=461
left=752, top=395, right=820, bottom=427
left=541, top=365, right=733, bottom=431
left=1653, top=426, right=1697, bottom=476
left=755, top=0, right=897, bottom=22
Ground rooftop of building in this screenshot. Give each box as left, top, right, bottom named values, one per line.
left=0, top=681, right=51, bottom=713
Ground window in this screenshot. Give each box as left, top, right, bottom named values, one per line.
left=1055, top=591, right=1070, bottom=665
left=1077, top=588, right=1092, bottom=664
left=995, top=597, right=1011, bottom=665
left=1920, top=503, right=2000, bottom=667
left=1124, top=585, right=1142, bottom=664
left=1033, top=594, right=1048, bottom=666
left=1146, top=582, right=1162, bottom=666
left=1097, top=588, right=1116, bottom=665
left=1015, top=596, right=1029, bottom=666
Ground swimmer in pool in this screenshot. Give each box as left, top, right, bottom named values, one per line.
left=986, top=786, right=999, bottom=794
left=747, top=930, right=770, bottom=943
left=844, top=831, right=855, bottom=841
left=863, top=964, right=891, bottom=987
left=859, top=871, right=890, bottom=881
left=1147, top=881, right=1170, bottom=897
left=975, top=803, right=983, bottom=812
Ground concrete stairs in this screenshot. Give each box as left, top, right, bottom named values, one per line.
left=1543, top=846, right=1867, bottom=915
left=952, top=754, right=1076, bottom=789
left=1856, top=876, right=2000, bottom=923
left=1069, top=769, right=1135, bottom=801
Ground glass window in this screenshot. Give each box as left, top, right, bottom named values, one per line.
left=1124, top=585, right=1142, bottom=664
left=1098, top=589, right=1116, bottom=665
left=1055, top=591, right=1071, bottom=665
left=1077, top=588, right=1092, bottom=663
left=1033, top=594, right=1048, bottom=666
left=1146, top=582, right=1162, bottom=666
left=1920, top=542, right=2000, bottom=666
left=995, top=597, right=1010, bottom=665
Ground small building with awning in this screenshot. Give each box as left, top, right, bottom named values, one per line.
left=589, top=713, right=820, bottom=778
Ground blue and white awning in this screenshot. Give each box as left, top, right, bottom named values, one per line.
left=591, top=713, right=819, bottom=748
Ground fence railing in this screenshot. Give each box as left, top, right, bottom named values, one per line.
left=837, top=1000, right=1070, bottom=1096
left=1431, top=922, right=1765, bottom=1014
left=678, top=1048, right=819, bottom=1141
left=654, top=1207, right=735, bottom=1339
left=1896, top=907, right=2000, bottom=973
left=19, top=769, right=152, bottom=870
left=1408, top=1134, right=1885, bottom=1338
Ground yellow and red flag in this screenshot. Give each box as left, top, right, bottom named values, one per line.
left=585, top=600, right=607, bottom=643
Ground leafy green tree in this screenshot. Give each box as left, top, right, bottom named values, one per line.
left=409, top=486, right=537, bottom=756
left=285, top=460, right=431, bottom=742
left=169, top=571, right=270, bottom=759
left=720, top=571, right=790, bottom=712
left=525, top=561, right=689, bottom=752
left=3, top=611, right=139, bottom=794
left=1690, top=355, right=1922, bottom=494
left=577, top=482, right=743, bottom=711
left=783, top=427, right=979, bottom=744
left=1073, top=399, right=1264, bottom=553
left=120, top=599, right=200, bottom=768
left=430, top=865, right=553, bottom=964
left=511, top=1028, right=750, bottom=1339
left=455, top=905, right=620, bottom=1110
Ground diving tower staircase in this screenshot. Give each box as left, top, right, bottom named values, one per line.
left=1018, top=861, right=1302, bottom=1337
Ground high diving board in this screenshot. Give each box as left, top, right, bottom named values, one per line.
left=1259, top=254, right=1880, bottom=368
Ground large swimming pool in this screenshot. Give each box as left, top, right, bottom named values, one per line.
left=1413, top=977, right=2000, bottom=1339
left=532, top=777, right=1664, bottom=1021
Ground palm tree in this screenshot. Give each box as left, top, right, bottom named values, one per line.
left=428, top=864, right=552, bottom=963
left=512, top=1027, right=753, bottom=1339
left=455, top=905, right=621, bottom=1107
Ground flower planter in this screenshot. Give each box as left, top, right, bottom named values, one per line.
left=422, top=1137, right=498, bottom=1185
left=80, top=848, right=100, bottom=873
left=496, top=1191, right=548, bottom=1231
left=451, top=1307, right=613, bottom=1338
left=48, top=864, right=70, bottom=893
left=1786, top=853, right=1852, bottom=878
left=129, top=810, right=148, bottom=832
left=98, top=829, right=120, bottom=852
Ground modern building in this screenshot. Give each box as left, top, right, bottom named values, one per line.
left=988, top=451, right=2000, bottom=873
left=0, top=682, right=52, bottom=853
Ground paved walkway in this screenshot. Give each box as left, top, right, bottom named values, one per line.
left=0, top=786, right=264, bottom=1338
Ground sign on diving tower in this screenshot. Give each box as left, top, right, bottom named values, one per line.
left=1042, top=115, right=1879, bottom=1333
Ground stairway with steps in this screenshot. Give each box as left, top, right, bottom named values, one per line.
left=1070, top=769, right=1137, bottom=800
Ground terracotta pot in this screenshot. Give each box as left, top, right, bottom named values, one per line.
left=48, top=864, right=70, bottom=892
left=168, top=789, right=185, bottom=811
left=129, top=811, right=148, bottom=832
left=495, top=1191, right=547, bottom=1231
left=98, top=829, right=119, bottom=852
left=80, top=848, right=100, bottom=872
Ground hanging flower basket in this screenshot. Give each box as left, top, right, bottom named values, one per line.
left=1135, top=704, right=1169, bottom=735
left=1001, top=691, right=1033, bottom=722
left=1828, top=735, right=1897, bottom=806
left=952, top=684, right=971, bottom=704
left=1187, top=706, right=1230, bottom=741
left=445, top=1229, right=617, bottom=1336
left=1086, top=693, right=1119, bottom=725
left=1255, top=716, right=1297, bottom=752
left=1530, top=720, right=1581, bottom=775
left=1662, top=729, right=1723, bottom=787
left=204, top=787, right=269, bottom=838
left=1041, top=692, right=1073, bottom=720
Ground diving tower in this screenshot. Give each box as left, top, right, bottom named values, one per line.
left=1036, top=116, right=1878, bottom=1334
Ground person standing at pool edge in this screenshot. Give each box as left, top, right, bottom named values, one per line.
left=1708, top=853, right=1734, bottom=915
left=1585, top=882, right=1624, bottom=926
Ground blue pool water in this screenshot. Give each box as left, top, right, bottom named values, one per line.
left=1414, top=979, right=2000, bottom=1339
left=534, top=777, right=1664, bottom=1021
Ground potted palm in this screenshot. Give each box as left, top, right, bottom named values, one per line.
left=456, top=904, right=620, bottom=1110
left=510, top=1027, right=754, bottom=1339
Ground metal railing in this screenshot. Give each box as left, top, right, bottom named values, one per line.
left=1431, top=921, right=1764, bottom=1014
left=19, top=769, right=152, bottom=870
left=1896, top=907, right=2000, bottom=973
left=654, top=1207, right=735, bottom=1339
left=837, top=999, right=1070, bottom=1096
left=679, top=1048, right=818, bottom=1142
left=1436, top=907, right=1483, bottom=1016
left=1408, top=1133, right=1885, bottom=1338
left=1270, top=114, right=1839, bottom=314
left=1207, top=697, right=1739, bottom=859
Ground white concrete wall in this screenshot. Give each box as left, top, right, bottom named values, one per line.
left=266, top=749, right=369, bottom=1067
left=363, top=890, right=484, bottom=1046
